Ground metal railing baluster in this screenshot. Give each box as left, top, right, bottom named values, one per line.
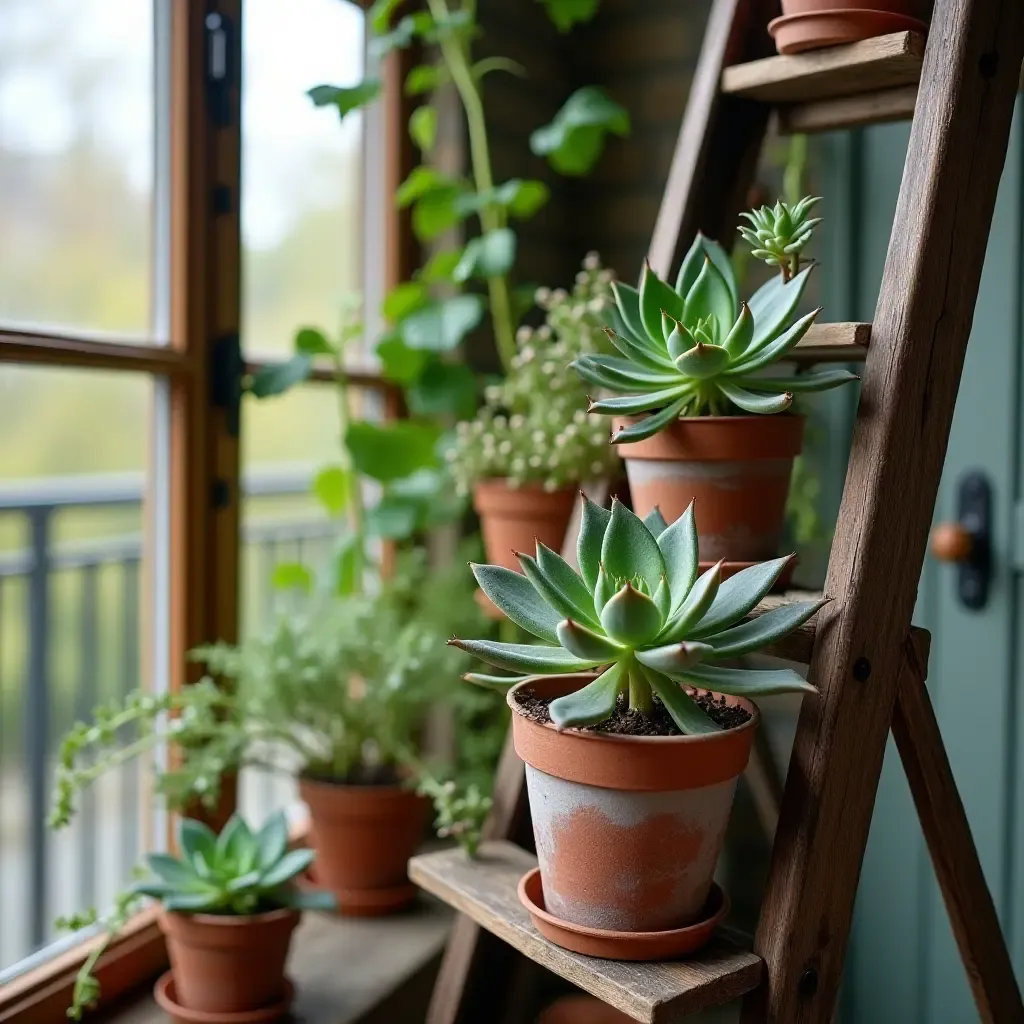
left=77, top=564, right=99, bottom=913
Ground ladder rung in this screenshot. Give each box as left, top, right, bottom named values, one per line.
left=409, top=841, right=764, bottom=1023
left=792, top=321, right=870, bottom=363
left=721, top=31, right=924, bottom=104
left=778, top=84, right=918, bottom=136
left=752, top=590, right=822, bottom=664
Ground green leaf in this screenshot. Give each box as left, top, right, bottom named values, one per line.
left=382, top=281, right=429, bottom=323
left=601, top=498, right=666, bottom=591
left=729, top=307, right=820, bottom=375
left=639, top=263, right=683, bottom=341
left=472, top=56, right=528, bottom=81
left=538, top=0, right=600, bottom=32
left=643, top=507, right=668, bottom=537
left=278, top=889, right=339, bottom=912
left=530, top=87, right=630, bottom=176
left=658, top=560, right=723, bottom=644
left=453, top=228, right=517, bottom=282
left=595, top=564, right=615, bottom=615
left=557, top=619, right=624, bottom=661
left=369, top=15, right=420, bottom=58
left=717, top=381, right=793, bottom=414
left=746, top=264, right=813, bottom=352
left=675, top=233, right=738, bottom=312
left=178, top=818, right=217, bottom=869
left=609, top=398, right=687, bottom=443
left=144, top=853, right=203, bottom=890
left=723, top=303, right=754, bottom=359
left=457, top=180, right=550, bottom=219
left=519, top=553, right=598, bottom=628
left=743, top=369, right=860, bottom=393
left=640, top=665, right=720, bottom=734
left=588, top=386, right=689, bottom=417
left=464, top=672, right=544, bottom=691
left=376, top=333, right=429, bottom=384
left=536, top=543, right=598, bottom=625
left=611, top=282, right=650, bottom=347
left=329, top=535, right=360, bottom=596
left=255, top=813, right=289, bottom=870
left=449, top=638, right=601, bottom=674
left=369, top=0, right=403, bottom=33
left=294, top=327, right=333, bottom=356
left=226, top=870, right=264, bottom=893
left=690, top=555, right=795, bottom=637
left=548, top=661, right=627, bottom=728
left=682, top=664, right=816, bottom=697
left=674, top=343, right=731, bottom=379
left=471, top=563, right=562, bottom=643
left=683, top=257, right=735, bottom=337
left=313, top=466, right=350, bottom=517
left=271, top=562, right=314, bottom=593
left=164, top=892, right=219, bottom=912
left=409, top=105, right=437, bottom=152
left=407, top=360, right=477, bottom=418
left=395, top=166, right=453, bottom=208
left=401, top=295, right=484, bottom=352
left=635, top=640, right=714, bottom=677
left=417, top=249, right=464, bottom=283
left=308, top=80, right=381, bottom=120
left=405, top=63, right=444, bottom=95
left=604, top=323, right=675, bottom=371
left=656, top=500, right=698, bottom=609
left=248, top=354, right=312, bottom=398
left=260, top=848, right=315, bottom=889
left=365, top=495, right=419, bottom=539
left=704, top=600, right=826, bottom=659
left=413, top=187, right=469, bottom=241
left=577, top=495, right=611, bottom=591
left=346, top=421, right=441, bottom=481
left=599, top=584, right=663, bottom=645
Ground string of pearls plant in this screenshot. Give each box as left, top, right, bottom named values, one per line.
left=447, top=253, right=621, bottom=495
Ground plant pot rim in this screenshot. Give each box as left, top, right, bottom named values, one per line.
left=507, top=675, right=759, bottom=792
left=153, top=970, right=294, bottom=1024
left=298, top=771, right=409, bottom=791
left=473, top=477, right=577, bottom=492
left=614, top=412, right=805, bottom=462
left=159, top=905, right=299, bottom=930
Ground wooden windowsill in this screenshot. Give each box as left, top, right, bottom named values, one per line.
left=99, top=899, right=452, bottom=1024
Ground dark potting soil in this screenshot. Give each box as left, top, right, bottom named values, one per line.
left=514, top=688, right=751, bottom=736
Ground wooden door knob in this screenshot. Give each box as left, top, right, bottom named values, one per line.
left=930, top=522, right=974, bottom=563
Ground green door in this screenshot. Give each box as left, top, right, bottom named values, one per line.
left=817, top=110, right=1024, bottom=1022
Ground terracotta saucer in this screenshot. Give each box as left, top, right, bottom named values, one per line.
left=518, top=868, right=730, bottom=961
left=296, top=868, right=419, bottom=917
left=700, top=558, right=796, bottom=591
left=768, top=9, right=928, bottom=54
left=153, top=972, right=293, bottom=1024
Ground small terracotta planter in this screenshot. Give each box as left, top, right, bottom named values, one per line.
left=159, top=907, right=298, bottom=1016
left=614, top=415, right=804, bottom=563
left=299, top=776, right=429, bottom=916
left=508, top=676, right=757, bottom=952
left=472, top=479, right=576, bottom=573
left=154, top=972, right=294, bottom=1024
left=772, top=0, right=928, bottom=54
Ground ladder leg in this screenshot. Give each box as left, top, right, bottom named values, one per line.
left=745, top=727, right=783, bottom=842
left=892, top=631, right=1024, bottom=1024
left=742, top=3, right=1024, bottom=1021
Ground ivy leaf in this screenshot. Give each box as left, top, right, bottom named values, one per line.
left=248, top=354, right=312, bottom=398
left=407, top=360, right=478, bottom=418
left=409, top=105, right=437, bottom=152
left=405, top=63, right=447, bottom=95
left=395, top=166, right=459, bottom=207
left=530, top=86, right=630, bottom=176
left=328, top=535, right=360, bottom=596
left=345, top=421, right=441, bottom=482
left=294, top=327, right=334, bottom=356
left=271, top=562, right=314, bottom=593
left=369, top=14, right=431, bottom=58
left=369, top=0, right=403, bottom=33
left=453, top=229, right=517, bottom=282
left=457, top=179, right=550, bottom=219
left=537, top=0, right=600, bottom=32
left=307, top=80, right=381, bottom=121
left=382, top=281, right=429, bottom=323
left=417, top=248, right=464, bottom=283
left=313, top=466, right=350, bottom=517
left=366, top=496, right=420, bottom=539
left=376, top=333, right=429, bottom=384
left=413, top=187, right=469, bottom=241
left=401, top=294, right=485, bottom=351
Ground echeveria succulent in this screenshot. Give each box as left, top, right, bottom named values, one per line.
left=452, top=496, right=821, bottom=733
left=571, top=198, right=857, bottom=441
left=739, top=196, right=821, bottom=278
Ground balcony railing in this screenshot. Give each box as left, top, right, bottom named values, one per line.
left=0, top=468, right=333, bottom=978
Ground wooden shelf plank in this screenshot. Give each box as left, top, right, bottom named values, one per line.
left=792, top=321, right=870, bottom=362
left=778, top=84, right=918, bottom=136
left=409, top=842, right=763, bottom=1024
left=721, top=31, right=925, bottom=104
left=752, top=590, right=822, bottom=664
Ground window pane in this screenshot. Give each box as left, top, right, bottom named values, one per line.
left=241, top=0, right=365, bottom=359
left=0, top=366, right=158, bottom=978
left=0, top=0, right=155, bottom=340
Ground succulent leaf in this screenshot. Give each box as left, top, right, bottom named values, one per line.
left=738, top=196, right=821, bottom=272
left=635, top=640, right=714, bottom=676
left=640, top=262, right=684, bottom=341
left=658, top=560, right=723, bottom=643
left=728, top=307, right=820, bottom=375
left=704, top=599, right=826, bottom=659
left=519, top=553, right=599, bottom=628
left=716, top=381, right=793, bottom=414
left=601, top=499, right=667, bottom=591
left=471, top=563, right=562, bottom=643
left=746, top=264, right=813, bottom=352
left=255, top=812, right=290, bottom=870
left=604, top=326, right=674, bottom=371
left=610, top=397, right=688, bottom=444
left=652, top=575, right=671, bottom=619
left=449, top=637, right=601, bottom=674
left=463, top=671, right=546, bottom=691
left=594, top=563, right=615, bottom=614
left=723, top=303, right=754, bottom=359
left=674, top=343, right=730, bottom=380
left=640, top=665, right=721, bottom=734
left=548, top=660, right=629, bottom=728
left=656, top=499, right=699, bottom=611
left=588, top=385, right=690, bottom=416
left=690, top=555, right=794, bottom=637
left=675, top=233, right=738, bottom=312
left=577, top=495, right=612, bottom=591
left=260, top=848, right=316, bottom=889
left=557, top=618, right=624, bottom=661
left=744, top=369, right=860, bottom=393
left=610, top=281, right=648, bottom=344
left=683, top=257, right=735, bottom=339
left=536, top=543, right=598, bottom=624
left=683, top=664, right=816, bottom=696
left=178, top=818, right=217, bottom=867
left=643, top=507, right=669, bottom=537
left=600, top=583, right=664, bottom=645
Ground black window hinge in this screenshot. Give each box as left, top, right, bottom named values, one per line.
left=205, top=11, right=236, bottom=128
left=210, top=331, right=243, bottom=437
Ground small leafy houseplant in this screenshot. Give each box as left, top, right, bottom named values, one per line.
left=573, top=197, right=857, bottom=568
left=62, top=812, right=334, bottom=1021
left=447, top=254, right=620, bottom=572
left=451, top=495, right=820, bottom=955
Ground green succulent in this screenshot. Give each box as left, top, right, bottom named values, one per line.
left=571, top=198, right=857, bottom=442
left=739, top=195, right=821, bottom=279
left=451, top=496, right=821, bottom=733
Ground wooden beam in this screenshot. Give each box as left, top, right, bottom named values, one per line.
left=778, top=85, right=919, bottom=136
left=721, top=31, right=925, bottom=103
left=892, top=632, right=1024, bottom=1024
left=743, top=2, right=1024, bottom=1021
left=791, top=322, right=870, bottom=363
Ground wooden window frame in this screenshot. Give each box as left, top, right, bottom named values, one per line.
left=0, top=2, right=413, bottom=1019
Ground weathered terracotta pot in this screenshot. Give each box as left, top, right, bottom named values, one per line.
left=472, top=479, right=576, bottom=573
left=154, top=972, right=294, bottom=1024
left=299, top=776, right=429, bottom=917
left=772, top=1, right=928, bottom=54
left=159, top=907, right=298, bottom=1015
left=508, top=676, right=758, bottom=935
left=614, top=415, right=804, bottom=563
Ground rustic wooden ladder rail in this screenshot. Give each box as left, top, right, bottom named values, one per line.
left=411, top=1, right=1024, bottom=1020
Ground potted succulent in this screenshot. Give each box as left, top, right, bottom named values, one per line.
left=61, top=811, right=334, bottom=1022
left=451, top=496, right=820, bottom=959
left=573, top=196, right=857, bottom=572
left=448, top=255, right=621, bottom=574
left=769, top=0, right=929, bottom=55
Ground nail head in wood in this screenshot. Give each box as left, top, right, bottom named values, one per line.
left=853, top=657, right=871, bottom=682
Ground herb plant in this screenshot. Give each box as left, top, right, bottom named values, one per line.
left=572, top=197, right=858, bottom=441
left=60, top=812, right=333, bottom=1020
left=453, top=496, right=821, bottom=733
left=446, top=253, right=620, bottom=494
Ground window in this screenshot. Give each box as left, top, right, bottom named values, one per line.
left=0, top=0, right=405, bottom=1015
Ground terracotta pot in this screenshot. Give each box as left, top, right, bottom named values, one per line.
left=614, top=415, right=804, bottom=563
left=772, top=2, right=928, bottom=54
left=538, top=995, right=635, bottom=1024
left=508, top=676, right=758, bottom=935
left=159, top=907, right=298, bottom=1015
left=472, top=479, right=576, bottom=572
left=299, top=776, right=429, bottom=916
left=154, top=972, right=294, bottom=1024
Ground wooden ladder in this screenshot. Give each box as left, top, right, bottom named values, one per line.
left=411, top=1, right=1024, bottom=1020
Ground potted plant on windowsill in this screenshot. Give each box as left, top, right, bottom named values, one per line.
left=61, top=811, right=334, bottom=1022
left=450, top=496, right=821, bottom=959
left=573, top=196, right=857, bottom=574
left=769, top=1, right=929, bottom=56
left=447, top=255, right=620, bottom=576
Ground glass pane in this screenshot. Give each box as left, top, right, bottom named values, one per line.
left=0, top=0, right=155, bottom=339
left=0, top=365, right=159, bottom=979
left=241, top=0, right=365, bottom=358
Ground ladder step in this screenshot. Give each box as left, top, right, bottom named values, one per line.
left=409, top=841, right=764, bottom=1023
left=792, top=321, right=870, bottom=362
left=752, top=590, right=822, bottom=664
left=777, top=84, right=918, bottom=136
